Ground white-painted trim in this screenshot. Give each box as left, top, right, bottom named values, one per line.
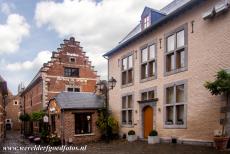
left=74, top=133, right=95, bottom=137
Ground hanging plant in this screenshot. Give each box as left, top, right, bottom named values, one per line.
left=19, top=113, right=30, bottom=121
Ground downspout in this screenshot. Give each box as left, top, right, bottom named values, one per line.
left=61, top=109, right=65, bottom=145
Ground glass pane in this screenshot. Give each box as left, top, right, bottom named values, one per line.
left=166, top=106, right=174, bottom=125
left=148, top=91, right=155, bottom=99
left=149, top=61, right=155, bottom=77
left=177, top=30, right=185, bottom=48
left=128, top=55, right=133, bottom=68
left=67, top=88, right=73, bottom=92
left=149, top=45, right=155, bottom=59
left=176, top=50, right=185, bottom=69
left=166, top=87, right=174, bottom=104
left=141, top=48, right=148, bottom=62
left=122, top=58, right=127, bottom=70
left=122, top=111, right=126, bottom=124
left=141, top=92, right=148, bottom=101
left=122, top=71, right=127, bottom=85
left=128, top=110, right=132, bottom=125
left=176, top=105, right=184, bottom=125
left=122, top=97, right=126, bottom=109
left=127, top=95, right=132, bottom=108
left=166, top=53, right=174, bottom=72
left=167, top=34, right=175, bottom=52
left=176, top=84, right=185, bottom=103
left=141, top=63, right=148, bottom=79
left=128, top=69, right=133, bottom=83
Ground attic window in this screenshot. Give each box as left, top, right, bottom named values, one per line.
left=143, top=15, right=151, bottom=29
left=69, top=57, right=76, bottom=63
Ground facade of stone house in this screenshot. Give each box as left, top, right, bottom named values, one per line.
left=20, top=37, right=99, bottom=133
left=104, top=0, right=230, bottom=145
left=0, top=75, right=8, bottom=141
left=47, top=92, right=103, bottom=144
left=5, top=94, right=22, bottom=131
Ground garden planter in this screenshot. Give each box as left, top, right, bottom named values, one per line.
left=28, top=136, right=34, bottom=142
left=34, top=137, right=41, bottom=144
left=148, top=136, right=159, bottom=144
left=213, top=136, right=229, bottom=150
left=127, top=135, right=137, bottom=142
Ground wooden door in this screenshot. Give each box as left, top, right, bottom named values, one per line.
left=143, top=106, right=153, bottom=138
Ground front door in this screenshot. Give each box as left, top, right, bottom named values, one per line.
left=143, top=106, right=153, bottom=138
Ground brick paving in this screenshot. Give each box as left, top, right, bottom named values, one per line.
left=0, top=131, right=229, bottom=154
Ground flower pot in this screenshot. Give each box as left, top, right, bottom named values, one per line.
left=148, top=136, right=159, bottom=144
left=127, top=135, right=137, bottom=142
left=213, top=136, right=229, bottom=150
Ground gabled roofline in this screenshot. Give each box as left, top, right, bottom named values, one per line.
left=103, top=0, right=203, bottom=57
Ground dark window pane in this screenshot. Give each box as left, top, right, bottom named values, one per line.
left=141, top=63, right=148, bottom=79
left=74, top=88, right=80, bottom=92
left=67, top=88, right=74, bottom=92
left=166, top=106, right=174, bottom=125
left=75, top=114, right=92, bottom=134
left=149, top=61, right=155, bottom=77
left=176, top=50, right=185, bottom=69
left=122, top=71, right=127, bottom=85
left=128, top=69, right=133, bottom=83
left=122, top=111, right=126, bottom=124
left=166, top=87, right=174, bottom=104
left=166, top=54, right=174, bottom=72
left=176, top=105, right=184, bottom=125
left=128, top=110, right=132, bottom=125
left=176, top=84, right=185, bottom=103
left=141, top=92, right=148, bottom=101
left=127, top=95, right=132, bottom=108
left=122, top=97, right=126, bottom=109
left=64, top=67, right=79, bottom=77
left=148, top=90, right=155, bottom=100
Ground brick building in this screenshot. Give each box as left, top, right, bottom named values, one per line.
left=20, top=37, right=99, bottom=134
left=5, top=94, right=22, bottom=131
left=104, top=0, right=230, bottom=145
left=0, top=75, right=8, bottom=141
left=48, top=92, right=103, bottom=144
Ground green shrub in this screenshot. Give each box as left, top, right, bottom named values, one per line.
left=149, top=130, right=158, bottom=136
left=19, top=113, right=30, bottom=121
left=128, top=130, right=135, bottom=135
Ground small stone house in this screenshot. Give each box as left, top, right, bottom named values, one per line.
left=47, top=92, right=104, bottom=144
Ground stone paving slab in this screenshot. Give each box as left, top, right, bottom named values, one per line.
left=0, top=131, right=229, bottom=154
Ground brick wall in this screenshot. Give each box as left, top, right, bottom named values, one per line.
left=108, top=0, right=230, bottom=142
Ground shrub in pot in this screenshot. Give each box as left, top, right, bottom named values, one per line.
left=127, top=130, right=137, bottom=142
left=205, top=70, right=230, bottom=150
left=148, top=130, right=159, bottom=144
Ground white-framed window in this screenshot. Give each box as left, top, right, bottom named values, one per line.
left=66, top=85, right=80, bottom=92
left=143, top=15, right=151, bottom=29
left=121, top=95, right=133, bottom=126
left=121, top=55, right=133, bottom=85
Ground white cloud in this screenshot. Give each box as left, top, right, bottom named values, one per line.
left=34, top=0, right=173, bottom=79
left=0, top=14, right=30, bottom=54
left=0, top=2, right=15, bottom=15
left=6, top=50, right=52, bottom=71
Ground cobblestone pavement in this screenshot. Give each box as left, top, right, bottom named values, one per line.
left=0, top=131, right=229, bottom=154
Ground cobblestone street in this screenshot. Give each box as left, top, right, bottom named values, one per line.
left=0, top=131, right=229, bottom=154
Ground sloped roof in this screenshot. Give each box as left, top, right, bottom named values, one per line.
left=104, top=0, right=199, bottom=57
left=55, top=92, right=104, bottom=109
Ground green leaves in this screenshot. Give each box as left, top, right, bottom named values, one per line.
left=204, top=70, right=230, bottom=96
left=19, top=113, right=30, bottom=121
left=31, top=111, right=45, bottom=121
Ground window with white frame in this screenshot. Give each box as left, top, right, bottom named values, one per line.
left=121, top=55, right=133, bottom=85
left=121, top=95, right=133, bottom=125
left=164, top=81, right=187, bottom=128
left=141, top=44, right=156, bottom=80
left=165, top=24, right=187, bottom=75
left=143, top=15, right=151, bottom=29
left=141, top=89, right=155, bottom=101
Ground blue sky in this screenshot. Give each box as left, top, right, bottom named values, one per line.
left=0, top=0, right=173, bottom=94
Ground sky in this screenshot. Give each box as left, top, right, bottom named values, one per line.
left=0, top=0, right=173, bottom=94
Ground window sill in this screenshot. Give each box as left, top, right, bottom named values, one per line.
left=140, top=76, right=156, bottom=83
left=164, top=124, right=187, bottom=129
left=74, top=133, right=95, bottom=137
left=165, top=67, right=187, bottom=76
left=121, top=124, right=134, bottom=128
left=121, top=83, right=134, bottom=88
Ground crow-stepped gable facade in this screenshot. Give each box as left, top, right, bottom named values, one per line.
left=104, top=0, right=230, bottom=145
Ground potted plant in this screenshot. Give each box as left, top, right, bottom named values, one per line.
left=127, top=130, right=137, bottom=142
left=205, top=70, right=230, bottom=150
left=148, top=130, right=159, bottom=144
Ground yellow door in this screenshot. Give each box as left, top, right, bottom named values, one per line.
left=144, top=106, right=153, bottom=138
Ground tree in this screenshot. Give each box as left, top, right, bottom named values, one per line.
left=205, top=70, right=230, bottom=136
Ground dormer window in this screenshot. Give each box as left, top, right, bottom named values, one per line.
left=143, top=15, right=151, bottom=29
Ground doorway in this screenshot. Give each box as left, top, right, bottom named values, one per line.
left=143, top=106, right=153, bottom=138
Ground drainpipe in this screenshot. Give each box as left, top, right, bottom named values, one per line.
left=61, top=109, right=65, bottom=145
